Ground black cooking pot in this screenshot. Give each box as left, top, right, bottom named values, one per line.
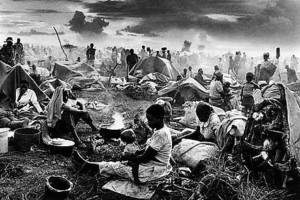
left=45, top=176, right=73, bottom=200
left=49, top=140, right=75, bottom=157
left=99, top=125, right=123, bottom=140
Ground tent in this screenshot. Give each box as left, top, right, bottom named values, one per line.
left=52, top=62, right=83, bottom=81
left=0, top=61, right=48, bottom=104
left=129, top=57, right=180, bottom=80
left=158, top=77, right=209, bottom=101
left=68, top=62, right=100, bottom=78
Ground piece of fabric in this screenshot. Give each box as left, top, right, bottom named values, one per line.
left=172, top=139, right=219, bottom=169
left=130, top=56, right=180, bottom=80
left=98, top=160, right=172, bottom=183
left=15, top=88, right=43, bottom=113
left=102, top=180, right=155, bottom=200
left=123, top=143, right=140, bottom=157
left=46, top=86, right=64, bottom=128
left=147, top=125, right=172, bottom=166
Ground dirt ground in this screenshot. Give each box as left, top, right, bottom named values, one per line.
left=0, top=89, right=176, bottom=200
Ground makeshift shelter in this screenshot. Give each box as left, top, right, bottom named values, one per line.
left=69, top=62, right=100, bottom=78
left=40, top=78, right=72, bottom=97
left=52, top=62, right=83, bottom=81
left=0, top=62, right=48, bottom=105
left=139, top=72, right=170, bottom=84
left=130, top=57, right=180, bottom=80
left=158, top=77, right=209, bottom=101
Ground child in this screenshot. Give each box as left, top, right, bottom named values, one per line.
left=241, top=72, right=259, bottom=115
left=120, top=129, right=141, bottom=183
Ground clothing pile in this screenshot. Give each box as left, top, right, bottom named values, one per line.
left=123, top=85, right=145, bottom=100
left=237, top=83, right=300, bottom=188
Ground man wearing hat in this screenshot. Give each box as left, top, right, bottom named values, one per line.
left=209, top=71, right=224, bottom=109
left=0, top=37, right=15, bottom=66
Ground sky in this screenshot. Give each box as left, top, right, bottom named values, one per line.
left=0, top=0, right=300, bottom=56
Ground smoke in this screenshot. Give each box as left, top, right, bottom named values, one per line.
left=69, top=11, right=109, bottom=34
left=109, top=112, right=125, bottom=130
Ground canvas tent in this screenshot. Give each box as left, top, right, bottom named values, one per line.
left=68, top=62, right=100, bottom=78
left=52, top=62, right=83, bottom=81
left=129, top=57, right=180, bottom=80
left=0, top=61, right=48, bottom=105
left=158, top=77, right=209, bottom=101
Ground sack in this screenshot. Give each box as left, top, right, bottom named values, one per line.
left=172, top=139, right=219, bottom=169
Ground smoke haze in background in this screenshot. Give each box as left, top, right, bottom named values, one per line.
left=0, top=0, right=299, bottom=57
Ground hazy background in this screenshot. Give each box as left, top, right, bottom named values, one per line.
left=1, top=0, right=299, bottom=57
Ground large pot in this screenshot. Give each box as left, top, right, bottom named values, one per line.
left=49, top=139, right=75, bottom=157
left=14, top=128, right=40, bottom=152
left=45, top=176, right=73, bottom=200
left=99, top=124, right=122, bottom=141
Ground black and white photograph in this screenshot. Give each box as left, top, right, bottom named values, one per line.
left=0, top=0, right=300, bottom=199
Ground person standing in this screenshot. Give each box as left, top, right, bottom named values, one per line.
left=228, top=56, right=236, bottom=77
left=167, top=50, right=172, bottom=62
left=285, top=65, right=298, bottom=83
left=14, top=38, right=24, bottom=64
left=86, top=43, right=96, bottom=67
left=139, top=45, right=147, bottom=59
left=258, top=52, right=276, bottom=84
left=126, top=49, right=138, bottom=72
left=240, top=72, right=259, bottom=115
left=0, top=37, right=15, bottom=66
left=186, top=66, right=194, bottom=78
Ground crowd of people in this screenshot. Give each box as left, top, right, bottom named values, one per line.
left=0, top=36, right=300, bottom=188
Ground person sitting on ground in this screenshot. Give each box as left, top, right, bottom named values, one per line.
left=186, top=66, right=194, bottom=78
left=241, top=72, right=259, bottom=115
left=15, top=80, right=43, bottom=114
left=174, top=102, right=221, bottom=143
left=285, top=65, right=298, bottom=84
left=73, top=104, right=172, bottom=183
left=29, top=64, right=41, bottom=85
left=194, top=68, right=209, bottom=86
left=0, top=107, right=29, bottom=130
left=47, top=86, right=98, bottom=148
left=209, top=71, right=224, bottom=109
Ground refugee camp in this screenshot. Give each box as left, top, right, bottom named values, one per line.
left=0, top=0, right=300, bottom=199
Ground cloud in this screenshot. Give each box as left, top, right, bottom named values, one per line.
left=84, top=0, right=300, bottom=44
left=68, top=10, right=109, bottom=34
left=26, top=9, right=60, bottom=13
left=8, top=29, right=65, bottom=35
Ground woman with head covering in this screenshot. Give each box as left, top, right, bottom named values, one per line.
left=209, top=71, right=224, bottom=109
left=73, top=104, right=172, bottom=183
left=47, top=86, right=97, bottom=148
left=176, top=102, right=221, bottom=143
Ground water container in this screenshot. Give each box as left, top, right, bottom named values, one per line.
left=14, top=128, right=40, bottom=152
left=0, top=128, right=10, bottom=153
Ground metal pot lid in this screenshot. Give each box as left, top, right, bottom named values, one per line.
left=49, top=138, right=75, bottom=147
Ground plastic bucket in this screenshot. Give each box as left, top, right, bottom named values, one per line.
left=0, top=128, right=10, bottom=153
left=14, top=128, right=40, bottom=152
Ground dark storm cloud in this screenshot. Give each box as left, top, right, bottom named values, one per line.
left=85, top=0, right=300, bottom=42
left=26, top=9, right=61, bottom=13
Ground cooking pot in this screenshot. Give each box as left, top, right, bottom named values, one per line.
left=49, top=139, right=75, bottom=157
left=45, top=176, right=73, bottom=200
left=99, top=124, right=123, bottom=141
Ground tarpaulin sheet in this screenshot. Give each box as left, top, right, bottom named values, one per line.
left=158, top=77, right=209, bottom=99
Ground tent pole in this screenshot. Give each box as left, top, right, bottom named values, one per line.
left=53, top=27, right=68, bottom=61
